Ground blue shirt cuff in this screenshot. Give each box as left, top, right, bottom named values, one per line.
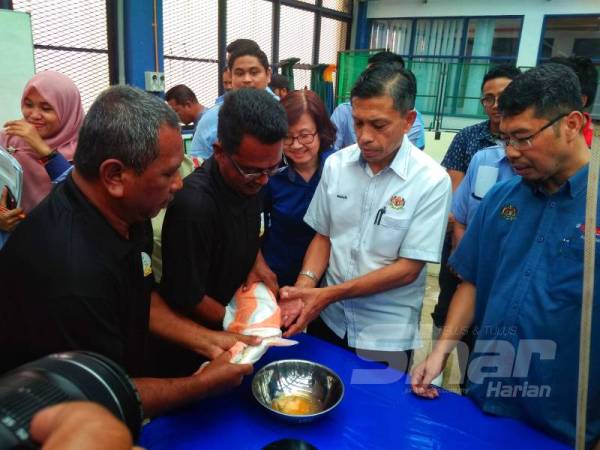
left=45, top=153, right=72, bottom=181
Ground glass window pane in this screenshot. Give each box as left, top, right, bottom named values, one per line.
left=12, top=0, right=109, bottom=110
left=541, top=15, right=600, bottom=61
left=464, top=17, right=522, bottom=60
left=413, top=19, right=464, bottom=59
left=370, top=19, right=412, bottom=55
left=319, top=17, right=347, bottom=64
left=322, top=0, right=352, bottom=13
left=280, top=5, right=314, bottom=64
left=227, top=0, right=273, bottom=60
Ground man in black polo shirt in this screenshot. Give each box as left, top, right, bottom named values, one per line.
left=0, top=86, right=256, bottom=417
left=151, top=88, right=288, bottom=377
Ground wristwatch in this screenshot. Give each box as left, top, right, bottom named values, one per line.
left=298, top=270, right=318, bottom=282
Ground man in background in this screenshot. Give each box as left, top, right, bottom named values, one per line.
left=330, top=51, right=426, bottom=150
left=190, top=45, right=277, bottom=159
left=269, top=74, right=290, bottom=99
left=165, top=84, right=205, bottom=134
left=431, top=65, right=522, bottom=367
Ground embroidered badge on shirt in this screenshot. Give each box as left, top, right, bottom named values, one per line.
left=141, top=252, right=152, bottom=277
left=500, top=204, right=517, bottom=221
left=388, top=195, right=405, bottom=210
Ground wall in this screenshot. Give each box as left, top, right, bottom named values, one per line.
left=366, top=0, right=599, bottom=67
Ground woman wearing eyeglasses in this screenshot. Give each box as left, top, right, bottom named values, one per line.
left=262, top=90, right=337, bottom=287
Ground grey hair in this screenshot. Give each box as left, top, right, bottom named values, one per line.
left=74, top=85, right=180, bottom=179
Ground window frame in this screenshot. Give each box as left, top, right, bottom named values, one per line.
left=369, top=15, right=524, bottom=63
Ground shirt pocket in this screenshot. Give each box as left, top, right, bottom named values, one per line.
left=371, top=216, right=410, bottom=259
left=551, top=227, right=600, bottom=302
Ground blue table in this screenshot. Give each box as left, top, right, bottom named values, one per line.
left=139, top=334, right=569, bottom=449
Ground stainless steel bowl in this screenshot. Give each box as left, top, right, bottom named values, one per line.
left=251, top=359, right=344, bottom=423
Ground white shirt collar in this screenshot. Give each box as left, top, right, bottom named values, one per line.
left=353, top=135, right=412, bottom=180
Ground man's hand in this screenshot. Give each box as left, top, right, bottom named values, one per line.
left=279, top=286, right=330, bottom=337
left=3, top=120, right=52, bottom=157
left=0, top=187, right=25, bottom=232
left=410, top=350, right=448, bottom=399
left=279, top=296, right=303, bottom=329
left=30, top=401, right=138, bottom=450
left=243, top=250, right=279, bottom=295
left=196, top=350, right=253, bottom=395
left=196, top=330, right=261, bottom=360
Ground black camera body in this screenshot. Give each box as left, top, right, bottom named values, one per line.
left=0, top=352, right=143, bottom=449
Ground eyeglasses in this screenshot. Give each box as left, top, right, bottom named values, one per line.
left=226, top=152, right=288, bottom=180
left=502, top=113, right=569, bottom=150
left=283, top=131, right=318, bottom=146
left=480, top=95, right=501, bottom=108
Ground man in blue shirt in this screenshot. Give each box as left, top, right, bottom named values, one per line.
left=331, top=101, right=425, bottom=150
left=432, top=65, right=522, bottom=354
left=190, top=45, right=278, bottom=159
left=412, top=64, right=599, bottom=447
left=331, top=52, right=426, bottom=150
left=451, top=144, right=515, bottom=244
left=165, top=84, right=205, bottom=135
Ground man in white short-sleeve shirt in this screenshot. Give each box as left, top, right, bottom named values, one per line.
left=280, top=64, right=451, bottom=370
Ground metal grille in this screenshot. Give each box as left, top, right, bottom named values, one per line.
left=163, top=0, right=219, bottom=107
left=321, top=0, right=351, bottom=13
left=319, top=16, right=347, bottom=64
left=12, top=0, right=109, bottom=111
left=279, top=5, right=314, bottom=64
left=227, top=0, right=273, bottom=61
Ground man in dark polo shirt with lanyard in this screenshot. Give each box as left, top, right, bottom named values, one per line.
left=0, top=85, right=256, bottom=417
left=150, top=88, right=288, bottom=377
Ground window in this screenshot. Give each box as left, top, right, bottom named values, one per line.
left=369, top=16, right=523, bottom=119
left=540, top=15, right=600, bottom=62
left=540, top=15, right=600, bottom=118
left=11, top=0, right=111, bottom=110
left=464, top=17, right=522, bottom=63
left=371, top=16, right=523, bottom=63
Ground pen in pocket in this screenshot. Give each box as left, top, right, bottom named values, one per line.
left=374, top=206, right=386, bottom=225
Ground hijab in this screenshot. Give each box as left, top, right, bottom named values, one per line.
left=0, top=71, right=84, bottom=212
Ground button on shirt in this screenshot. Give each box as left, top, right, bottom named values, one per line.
left=449, top=166, right=599, bottom=445
left=304, top=137, right=451, bottom=351
left=452, top=144, right=516, bottom=226
left=262, top=148, right=334, bottom=286
left=189, top=87, right=279, bottom=159
left=330, top=101, right=426, bottom=150
left=441, top=120, right=499, bottom=173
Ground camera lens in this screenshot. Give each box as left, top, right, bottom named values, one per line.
left=0, top=351, right=143, bottom=449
